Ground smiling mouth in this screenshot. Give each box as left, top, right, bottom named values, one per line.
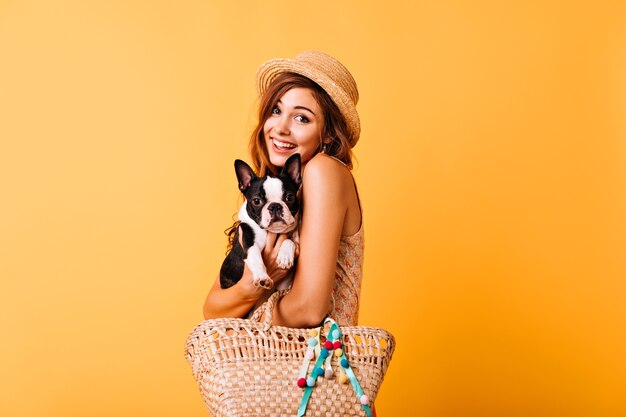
left=271, top=138, right=296, bottom=150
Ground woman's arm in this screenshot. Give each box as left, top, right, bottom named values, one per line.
left=203, top=233, right=295, bottom=319
left=202, top=271, right=264, bottom=320
left=271, top=155, right=355, bottom=328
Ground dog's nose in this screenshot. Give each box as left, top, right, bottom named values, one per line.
left=268, top=203, right=283, bottom=216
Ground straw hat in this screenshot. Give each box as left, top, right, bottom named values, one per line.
left=256, top=50, right=361, bottom=147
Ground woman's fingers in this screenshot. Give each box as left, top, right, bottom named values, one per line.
left=264, top=232, right=277, bottom=256
left=258, top=233, right=298, bottom=286
left=237, top=226, right=244, bottom=247
left=265, top=233, right=287, bottom=252
left=274, top=233, right=287, bottom=249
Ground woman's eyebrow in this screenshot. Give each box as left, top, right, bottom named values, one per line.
left=276, top=99, right=316, bottom=116
left=294, top=105, right=316, bottom=116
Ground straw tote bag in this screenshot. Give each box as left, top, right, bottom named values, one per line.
left=185, top=290, right=395, bottom=417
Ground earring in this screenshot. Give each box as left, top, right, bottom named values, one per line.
left=322, top=143, right=328, bottom=153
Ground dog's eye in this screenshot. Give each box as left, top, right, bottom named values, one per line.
left=253, top=198, right=262, bottom=206
left=285, top=194, right=294, bottom=203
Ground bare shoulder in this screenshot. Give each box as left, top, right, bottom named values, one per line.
left=302, top=153, right=352, bottom=188
left=301, top=154, right=361, bottom=236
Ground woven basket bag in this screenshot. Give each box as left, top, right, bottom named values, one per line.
left=185, top=291, right=395, bottom=417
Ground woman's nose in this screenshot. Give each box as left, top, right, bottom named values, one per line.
left=275, top=116, right=290, bottom=135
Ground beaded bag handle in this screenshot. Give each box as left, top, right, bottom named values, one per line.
left=296, top=318, right=372, bottom=417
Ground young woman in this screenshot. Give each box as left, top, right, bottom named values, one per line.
left=203, top=51, right=364, bottom=329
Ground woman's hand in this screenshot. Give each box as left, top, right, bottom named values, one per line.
left=238, top=230, right=299, bottom=289
left=203, top=232, right=300, bottom=320
left=262, top=232, right=300, bottom=286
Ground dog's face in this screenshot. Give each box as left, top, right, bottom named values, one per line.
left=235, top=154, right=302, bottom=233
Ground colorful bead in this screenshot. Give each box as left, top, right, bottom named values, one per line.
left=306, top=376, right=316, bottom=387
left=333, top=341, right=342, bottom=349
left=324, top=340, right=334, bottom=350
left=314, top=367, right=324, bottom=377
left=309, top=329, right=318, bottom=337
left=331, top=329, right=340, bottom=339
left=320, top=348, right=329, bottom=358
left=360, top=395, right=370, bottom=405
left=334, top=348, right=343, bottom=357
left=339, top=373, right=349, bottom=384
left=305, top=350, right=315, bottom=360
left=297, top=378, right=307, bottom=388
left=307, top=338, right=318, bottom=347
left=341, top=358, right=349, bottom=368
left=325, top=369, right=334, bottom=379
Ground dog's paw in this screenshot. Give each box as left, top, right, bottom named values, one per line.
left=253, top=275, right=274, bottom=290
left=276, top=240, right=295, bottom=269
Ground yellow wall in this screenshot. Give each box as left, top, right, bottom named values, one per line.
left=1, top=1, right=625, bottom=416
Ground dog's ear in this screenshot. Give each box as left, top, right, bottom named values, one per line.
left=235, top=160, right=256, bottom=193
left=281, top=153, right=302, bottom=188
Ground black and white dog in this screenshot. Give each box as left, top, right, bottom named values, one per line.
left=219, top=153, right=301, bottom=290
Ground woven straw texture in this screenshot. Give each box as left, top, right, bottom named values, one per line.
left=185, top=291, right=395, bottom=417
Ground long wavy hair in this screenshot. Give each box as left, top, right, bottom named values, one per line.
left=249, top=72, right=354, bottom=176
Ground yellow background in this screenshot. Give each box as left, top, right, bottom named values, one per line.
left=1, top=1, right=625, bottom=416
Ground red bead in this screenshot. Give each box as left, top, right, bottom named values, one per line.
left=324, top=340, right=334, bottom=350
left=297, top=378, right=307, bottom=388
left=333, top=341, right=342, bottom=349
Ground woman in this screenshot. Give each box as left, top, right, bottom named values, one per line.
left=203, top=50, right=364, bottom=329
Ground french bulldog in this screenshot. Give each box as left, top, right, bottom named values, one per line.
left=219, top=153, right=301, bottom=290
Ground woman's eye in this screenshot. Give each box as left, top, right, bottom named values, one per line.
left=271, top=106, right=280, bottom=115
left=295, top=115, right=309, bottom=123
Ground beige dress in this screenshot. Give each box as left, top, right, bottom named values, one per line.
left=324, top=154, right=364, bottom=326
left=329, top=223, right=364, bottom=326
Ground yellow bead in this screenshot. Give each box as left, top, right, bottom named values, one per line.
left=309, top=329, right=318, bottom=337
left=339, top=373, right=349, bottom=384
left=334, top=348, right=343, bottom=357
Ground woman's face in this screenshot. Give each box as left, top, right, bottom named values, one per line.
left=263, top=87, right=325, bottom=168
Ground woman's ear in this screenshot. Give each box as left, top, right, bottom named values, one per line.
left=321, top=137, right=333, bottom=152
